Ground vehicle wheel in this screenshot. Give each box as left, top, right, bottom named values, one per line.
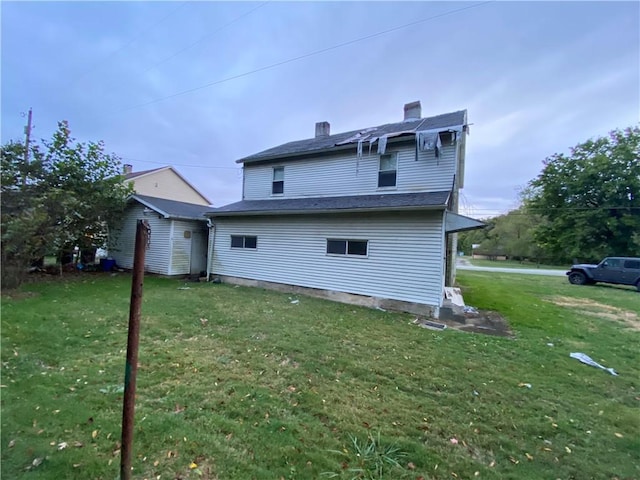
left=568, top=271, right=587, bottom=285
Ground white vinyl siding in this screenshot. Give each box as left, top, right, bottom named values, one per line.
left=243, top=142, right=457, bottom=200
left=110, top=203, right=208, bottom=275
left=210, top=211, right=445, bottom=307
left=110, top=204, right=172, bottom=275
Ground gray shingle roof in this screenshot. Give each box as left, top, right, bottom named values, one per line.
left=132, top=195, right=213, bottom=221
left=239, top=110, right=466, bottom=164
left=208, top=191, right=450, bottom=217
left=124, top=167, right=164, bottom=179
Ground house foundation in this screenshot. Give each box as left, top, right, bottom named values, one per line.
left=212, top=274, right=439, bottom=318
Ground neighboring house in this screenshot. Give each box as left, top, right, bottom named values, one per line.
left=206, top=101, right=484, bottom=317
left=110, top=195, right=211, bottom=276
left=124, top=165, right=212, bottom=206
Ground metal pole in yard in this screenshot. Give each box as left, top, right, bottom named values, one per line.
left=22, top=107, right=33, bottom=188
left=120, top=220, right=150, bottom=480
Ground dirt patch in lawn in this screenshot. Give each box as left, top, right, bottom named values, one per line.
left=549, top=296, right=640, bottom=331
left=415, top=310, right=514, bottom=338
left=456, top=310, right=514, bottom=337
left=1, top=290, right=40, bottom=300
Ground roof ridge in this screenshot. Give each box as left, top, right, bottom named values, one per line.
left=239, top=109, right=467, bottom=164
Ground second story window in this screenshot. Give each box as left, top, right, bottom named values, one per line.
left=272, top=166, right=284, bottom=195
left=378, top=153, right=397, bottom=188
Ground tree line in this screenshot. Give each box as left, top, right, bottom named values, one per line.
left=460, top=126, right=639, bottom=265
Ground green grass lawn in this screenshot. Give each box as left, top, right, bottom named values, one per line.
left=1, top=272, right=638, bottom=479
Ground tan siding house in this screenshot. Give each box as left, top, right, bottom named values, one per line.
left=124, top=166, right=211, bottom=206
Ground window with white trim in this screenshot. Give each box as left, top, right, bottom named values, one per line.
left=326, top=239, right=368, bottom=256
left=272, top=166, right=284, bottom=195
left=378, top=153, right=397, bottom=188
left=231, top=235, right=257, bottom=249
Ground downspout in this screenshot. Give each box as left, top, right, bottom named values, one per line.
left=206, top=218, right=215, bottom=282
left=168, top=219, right=175, bottom=276
left=241, top=166, right=245, bottom=200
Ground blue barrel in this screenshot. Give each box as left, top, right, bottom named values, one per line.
left=100, top=258, right=116, bottom=272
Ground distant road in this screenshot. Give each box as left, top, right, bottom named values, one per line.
left=456, top=259, right=567, bottom=277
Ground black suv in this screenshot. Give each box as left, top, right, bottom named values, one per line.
left=566, top=257, right=640, bottom=291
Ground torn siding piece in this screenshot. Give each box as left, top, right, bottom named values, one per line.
left=368, top=137, right=378, bottom=154
left=336, top=128, right=376, bottom=146
left=417, top=130, right=442, bottom=154
left=377, top=135, right=388, bottom=155
left=355, top=139, right=363, bottom=174
left=333, top=124, right=465, bottom=161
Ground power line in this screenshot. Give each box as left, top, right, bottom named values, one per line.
left=119, top=157, right=239, bottom=170
left=137, top=1, right=270, bottom=77
left=116, top=1, right=493, bottom=113
left=72, top=1, right=190, bottom=86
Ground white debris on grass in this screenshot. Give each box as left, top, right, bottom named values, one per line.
left=570, top=352, right=618, bottom=376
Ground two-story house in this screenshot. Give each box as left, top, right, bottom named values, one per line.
left=206, top=102, right=483, bottom=317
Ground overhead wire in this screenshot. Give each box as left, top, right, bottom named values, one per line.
left=137, top=1, right=270, bottom=77
left=71, top=1, right=190, bottom=87
left=119, top=157, right=239, bottom=170
left=115, top=1, right=494, bottom=113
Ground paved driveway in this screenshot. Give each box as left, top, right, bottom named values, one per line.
left=456, top=260, right=566, bottom=277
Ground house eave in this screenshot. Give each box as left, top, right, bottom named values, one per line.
left=444, top=211, right=486, bottom=233
left=236, top=142, right=358, bottom=165
left=168, top=214, right=210, bottom=222
left=129, top=195, right=212, bottom=221
left=130, top=195, right=170, bottom=218
left=207, top=204, right=446, bottom=218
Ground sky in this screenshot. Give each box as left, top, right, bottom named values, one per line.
left=2, top=1, right=639, bottom=218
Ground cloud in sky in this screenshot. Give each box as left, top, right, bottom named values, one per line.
left=2, top=1, right=638, bottom=216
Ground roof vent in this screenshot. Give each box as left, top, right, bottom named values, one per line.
left=123, top=164, right=133, bottom=174
left=315, top=121, right=330, bottom=138
left=403, top=101, right=422, bottom=121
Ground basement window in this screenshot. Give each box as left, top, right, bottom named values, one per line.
left=231, top=235, right=257, bottom=249
left=378, top=153, right=397, bottom=188
left=272, top=166, right=284, bottom=195
left=326, top=239, right=368, bottom=257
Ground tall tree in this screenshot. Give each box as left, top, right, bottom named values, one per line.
left=482, top=208, right=545, bottom=261
left=1, top=121, right=132, bottom=288
left=523, top=127, right=640, bottom=263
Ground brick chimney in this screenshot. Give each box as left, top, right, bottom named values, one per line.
left=123, top=164, right=133, bottom=174
left=315, top=121, right=330, bottom=138
left=403, top=101, right=422, bottom=121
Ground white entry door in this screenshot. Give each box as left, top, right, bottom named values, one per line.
left=190, top=230, right=208, bottom=275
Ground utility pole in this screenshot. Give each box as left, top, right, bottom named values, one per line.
left=22, top=108, right=33, bottom=187
left=120, top=220, right=150, bottom=480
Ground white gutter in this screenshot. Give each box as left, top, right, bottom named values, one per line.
left=207, top=204, right=447, bottom=218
